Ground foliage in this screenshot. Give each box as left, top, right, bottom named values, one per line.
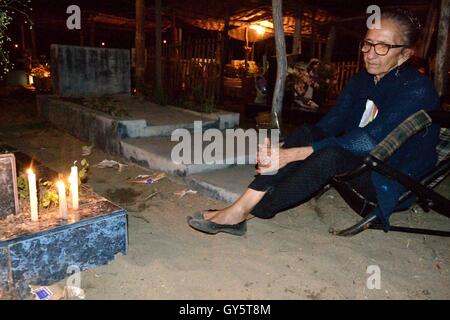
left=39, top=180, right=59, bottom=208
left=83, top=96, right=130, bottom=118
left=17, top=173, right=59, bottom=209
left=30, top=64, right=50, bottom=78
left=16, top=159, right=90, bottom=209
left=0, top=4, right=12, bottom=79
left=78, top=159, right=89, bottom=183
left=17, top=173, right=29, bottom=200
left=175, top=84, right=216, bottom=114
left=0, top=0, right=33, bottom=79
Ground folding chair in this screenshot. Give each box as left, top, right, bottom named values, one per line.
left=324, top=109, right=450, bottom=237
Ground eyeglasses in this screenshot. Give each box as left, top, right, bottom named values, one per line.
left=361, top=40, right=408, bottom=56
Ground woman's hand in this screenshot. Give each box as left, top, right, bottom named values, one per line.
left=256, top=140, right=313, bottom=174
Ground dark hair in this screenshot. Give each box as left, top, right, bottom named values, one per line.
left=381, top=9, right=422, bottom=46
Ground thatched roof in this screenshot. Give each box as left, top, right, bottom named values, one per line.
left=178, top=6, right=334, bottom=40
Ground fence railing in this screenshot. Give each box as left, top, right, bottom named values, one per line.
left=145, top=38, right=222, bottom=102
left=143, top=39, right=360, bottom=108
left=332, top=61, right=360, bottom=93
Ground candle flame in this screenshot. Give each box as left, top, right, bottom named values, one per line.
left=27, top=168, right=34, bottom=175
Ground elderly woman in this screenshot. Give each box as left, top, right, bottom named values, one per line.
left=187, top=9, right=440, bottom=236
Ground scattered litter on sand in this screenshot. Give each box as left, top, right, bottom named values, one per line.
left=30, top=285, right=85, bottom=300
left=174, top=189, right=197, bottom=198
left=143, top=191, right=158, bottom=201
left=95, top=159, right=128, bottom=172
left=81, top=145, right=94, bottom=156
left=129, top=172, right=166, bottom=185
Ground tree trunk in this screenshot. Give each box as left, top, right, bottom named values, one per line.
left=21, top=24, right=27, bottom=54
left=135, top=0, right=146, bottom=92
left=271, top=0, right=287, bottom=129
left=31, top=26, right=37, bottom=60
left=324, top=25, right=336, bottom=63
left=155, top=0, right=162, bottom=91
left=434, top=0, right=449, bottom=97
left=292, top=2, right=303, bottom=55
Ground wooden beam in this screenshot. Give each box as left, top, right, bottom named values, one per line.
left=419, top=0, right=439, bottom=58
left=155, top=0, right=162, bottom=91
left=434, top=0, right=449, bottom=97
left=135, top=0, right=146, bottom=92
left=271, top=0, right=287, bottom=129
left=324, top=25, right=336, bottom=63
left=310, top=7, right=317, bottom=58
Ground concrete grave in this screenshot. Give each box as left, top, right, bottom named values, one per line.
left=0, top=154, right=19, bottom=219
left=50, top=44, right=131, bottom=97
left=0, top=147, right=128, bottom=299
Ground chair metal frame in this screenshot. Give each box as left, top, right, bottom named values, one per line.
left=326, top=110, right=450, bottom=237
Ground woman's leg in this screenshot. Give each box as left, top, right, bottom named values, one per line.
left=203, top=188, right=266, bottom=224
left=203, top=125, right=322, bottom=224
left=250, top=147, right=372, bottom=219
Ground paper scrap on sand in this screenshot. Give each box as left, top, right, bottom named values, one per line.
left=130, top=172, right=166, bottom=184
left=95, top=159, right=128, bottom=172
left=174, top=189, right=197, bottom=198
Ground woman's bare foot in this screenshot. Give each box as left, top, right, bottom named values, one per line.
left=203, top=206, right=246, bottom=225
left=199, top=188, right=266, bottom=225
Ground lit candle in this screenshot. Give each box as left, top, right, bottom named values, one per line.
left=27, top=169, right=39, bottom=222
left=57, top=180, right=68, bottom=220
left=70, top=165, right=79, bottom=210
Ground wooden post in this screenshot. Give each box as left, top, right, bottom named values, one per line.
left=434, top=0, right=449, bottom=97
left=30, top=25, right=37, bottom=60
left=155, top=0, right=162, bottom=91
left=89, top=16, right=95, bottom=47
left=171, top=12, right=179, bottom=60
left=292, top=2, right=303, bottom=55
left=218, top=9, right=230, bottom=106
left=324, top=25, right=336, bottom=63
left=135, top=0, right=146, bottom=92
left=20, top=23, right=27, bottom=54
left=79, top=28, right=84, bottom=47
left=419, top=0, right=439, bottom=58
left=271, top=0, right=288, bottom=129
left=310, top=8, right=317, bottom=58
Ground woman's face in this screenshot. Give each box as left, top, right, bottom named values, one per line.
left=363, top=19, right=412, bottom=79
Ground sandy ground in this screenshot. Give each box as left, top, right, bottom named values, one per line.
left=1, top=88, right=449, bottom=300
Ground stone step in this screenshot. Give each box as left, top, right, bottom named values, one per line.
left=185, top=165, right=255, bottom=203
left=117, top=103, right=239, bottom=138
left=120, top=133, right=257, bottom=176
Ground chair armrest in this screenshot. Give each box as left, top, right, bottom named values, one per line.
left=370, top=110, right=432, bottom=161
